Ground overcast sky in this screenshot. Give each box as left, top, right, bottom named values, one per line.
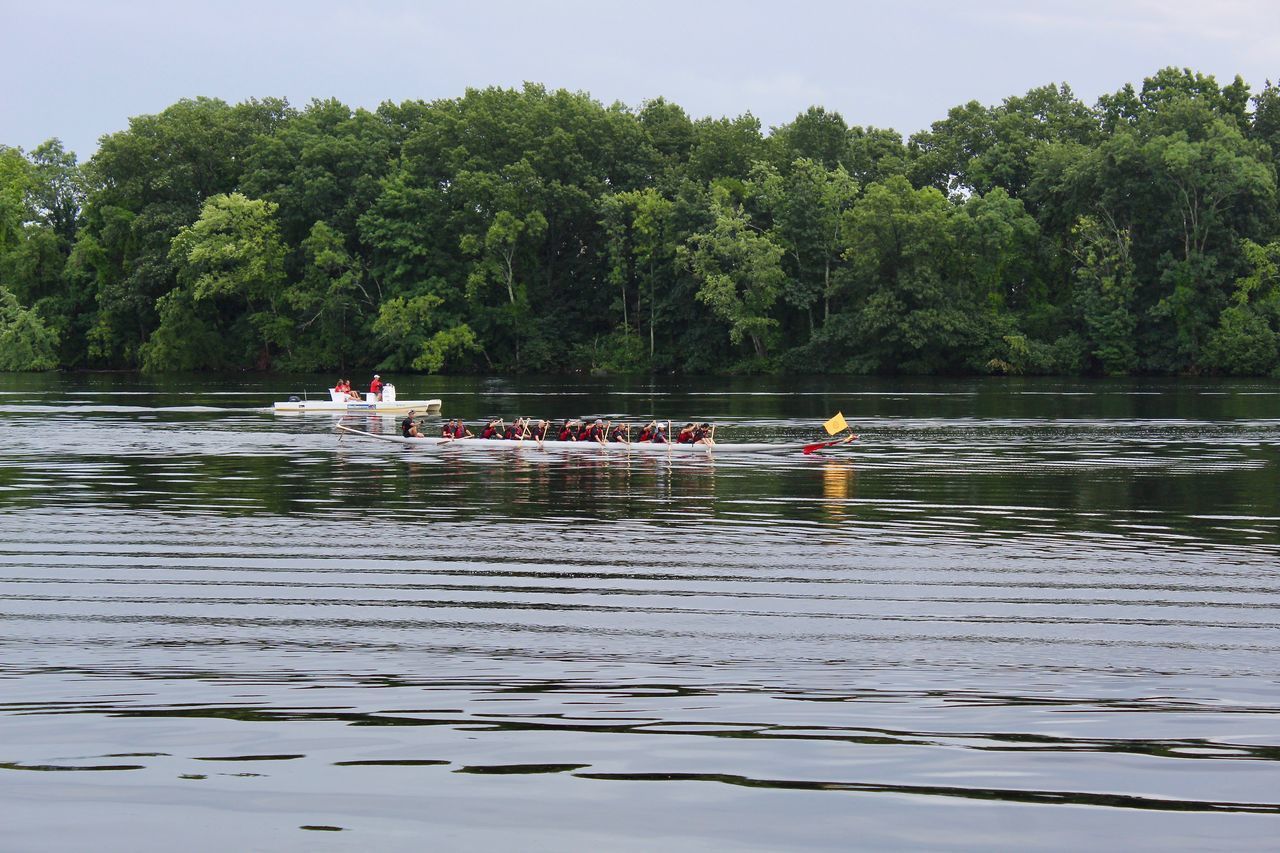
left=3, top=0, right=1278, bottom=159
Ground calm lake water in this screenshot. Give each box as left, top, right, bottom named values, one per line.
left=1, top=373, right=1278, bottom=851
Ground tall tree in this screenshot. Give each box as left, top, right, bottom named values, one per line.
left=682, top=188, right=786, bottom=360
left=750, top=158, right=859, bottom=334
left=154, top=192, right=287, bottom=370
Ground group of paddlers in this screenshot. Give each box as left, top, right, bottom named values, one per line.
left=400, top=413, right=716, bottom=446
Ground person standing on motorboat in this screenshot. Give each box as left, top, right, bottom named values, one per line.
left=369, top=374, right=384, bottom=400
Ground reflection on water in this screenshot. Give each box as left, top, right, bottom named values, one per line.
left=1, top=374, right=1279, bottom=850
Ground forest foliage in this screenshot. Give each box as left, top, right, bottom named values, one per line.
left=3, top=68, right=1280, bottom=376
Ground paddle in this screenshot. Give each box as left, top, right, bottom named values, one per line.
left=802, top=433, right=858, bottom=455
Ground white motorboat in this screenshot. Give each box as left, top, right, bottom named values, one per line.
left=274, top=384, right=442, bottom=414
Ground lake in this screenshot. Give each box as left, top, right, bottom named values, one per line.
left=1, top=373, right=1278, bottom=850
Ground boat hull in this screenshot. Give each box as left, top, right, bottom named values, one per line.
left=335, top=425, right=848, bottom=455
left=275, top=398, right=442, bottom=414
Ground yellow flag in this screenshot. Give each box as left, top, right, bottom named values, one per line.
left=823, top=412, right=848, bottom=435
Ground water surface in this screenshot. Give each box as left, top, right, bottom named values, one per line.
left=1, top=374, right=1278, bottom=850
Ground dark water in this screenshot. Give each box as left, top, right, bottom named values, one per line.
left=1, top=373, right=1278, bottom=851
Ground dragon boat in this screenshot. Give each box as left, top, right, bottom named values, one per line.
left=335, top=425, right=856, bottom=455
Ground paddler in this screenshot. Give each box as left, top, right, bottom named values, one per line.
left=400, top=410, right=421, bottom=438
left=503, top=418, right=527, bottom=440
left=480, top=418, right=503, bottom=440
left=584, top=419, right=608, bottom=444
left=692, top=422, right=716, bottom=446
left=441, top=418, right=458, bottom=438
left=608, top=422, right=630, bottom=444
left=637, top=420, right=657, bottom=442
left=530, top=420, right=550, bottom=442
left=676, top=423, right=696, bottom=444
left=558, top=419, right=579, bottom=441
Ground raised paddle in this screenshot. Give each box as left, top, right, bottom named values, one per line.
left=803, top=433, right=858, bottom=455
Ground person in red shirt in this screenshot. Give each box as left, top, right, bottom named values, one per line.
left=369, top=374, right=383, bottom=400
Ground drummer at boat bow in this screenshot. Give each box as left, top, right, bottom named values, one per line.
left=400, top=410, right=421, bottom=438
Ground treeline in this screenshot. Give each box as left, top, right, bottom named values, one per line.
left=2, top=68, right=1280, bottom=376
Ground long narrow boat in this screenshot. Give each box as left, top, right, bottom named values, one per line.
left=336, top=425, right=854, bottom=455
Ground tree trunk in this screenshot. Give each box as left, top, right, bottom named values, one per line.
left=649, top=257, right=656, bottom=360
left=823, top=258, right=831, bottom=324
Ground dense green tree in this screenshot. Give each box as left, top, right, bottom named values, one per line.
left=78, top=97, right=289, bottom=365
left=600, top=187, right=677, bottom=362
left=153, top=192, right=287, bottom=370
left=682, top=188, right=786, bottom=361
left=7, top=70, right=1280, bottom=377
left=750, top=158, right=859, bottom=334
left=1202, top=239, right=1280, bottom=375
left=1069, top=214, right=1139, bottom=375
left=910, top=84, right=1098, bottom=198
left=825, top=176, right=987, bottom=373
left=769, top=107, right=849, bottom=169
left=0, top=285, right=58, bottom=370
